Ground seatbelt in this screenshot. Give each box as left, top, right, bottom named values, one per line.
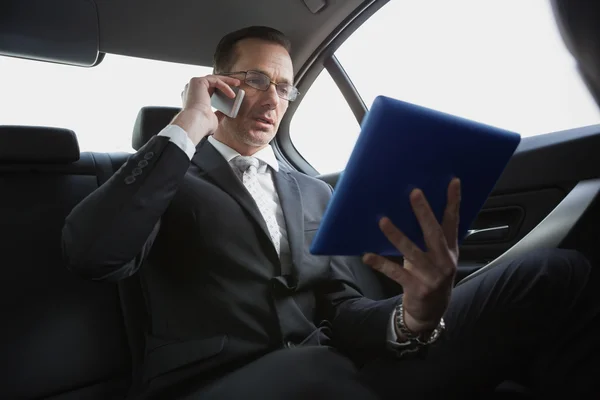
left=92, top=152, right=148, bottom=396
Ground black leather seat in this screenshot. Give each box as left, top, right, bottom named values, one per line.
left=0, top=126, right=131, bottom=399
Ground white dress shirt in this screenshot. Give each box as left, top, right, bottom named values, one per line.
left=156, top=124, right=400, bottom=345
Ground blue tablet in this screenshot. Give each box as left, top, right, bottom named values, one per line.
left=309, top=96, right=521, bottom=256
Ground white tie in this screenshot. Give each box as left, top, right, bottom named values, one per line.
left=231, top=156, right=281, bottom=255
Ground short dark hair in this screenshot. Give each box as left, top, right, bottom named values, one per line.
left=213, top=26, right=292, bottom=74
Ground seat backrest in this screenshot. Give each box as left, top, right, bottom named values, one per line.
left=132, top=106, right=181, bottom=150
left=0, top=126, right=132, bottom=399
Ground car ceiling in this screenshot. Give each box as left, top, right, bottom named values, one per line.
left=94, top=0, right=369, bottom=71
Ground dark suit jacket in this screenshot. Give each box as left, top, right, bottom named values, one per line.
left=62, top=136, right=400, bottom=395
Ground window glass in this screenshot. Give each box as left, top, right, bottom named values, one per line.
left=336, top=0, right=600, bottom=134
left=291, top=0, right=600, bottom=174
left=290, top=69, right=360, bottom=174
left=0, top=54, right=211, bottom=152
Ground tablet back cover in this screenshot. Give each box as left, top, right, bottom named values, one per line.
left=310, top=96, right=521, bottom=256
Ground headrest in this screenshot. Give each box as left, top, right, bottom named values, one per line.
left=551, top=0, right=600, bottom=106
left=132, top=106, right=181, bottom=150
left=0, top=125, right=80, bottom=163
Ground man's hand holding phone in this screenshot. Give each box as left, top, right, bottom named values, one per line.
left=172, top=75, right=241, bottom=145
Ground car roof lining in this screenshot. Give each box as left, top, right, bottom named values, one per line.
left=95, top=0, right=368, bottom=71
left=1, top=0, right=373, bottom=72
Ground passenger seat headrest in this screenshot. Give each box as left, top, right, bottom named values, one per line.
left=0, top=125, right=80, bottom=163
left=132, top=106, right=181, bottom=150
left=551, top=0, right=600, bottom=106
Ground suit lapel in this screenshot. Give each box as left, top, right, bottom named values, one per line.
left=274, top=169, right=331, bottom=289
left=273, top=169, right=304, bottom=278
left=191, top=139, right=275, bottom=258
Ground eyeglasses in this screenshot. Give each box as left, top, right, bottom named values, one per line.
left=221, top=70, right=300, bottom=102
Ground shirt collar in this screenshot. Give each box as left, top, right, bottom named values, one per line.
left=207, top=135, right=279, bottom=172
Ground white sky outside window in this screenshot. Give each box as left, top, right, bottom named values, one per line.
left=290, top=0, right=600, bottom=173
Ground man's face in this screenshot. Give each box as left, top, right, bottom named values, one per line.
left=219, top=39, right=294, bottom=148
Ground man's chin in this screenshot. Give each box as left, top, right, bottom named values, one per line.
left=242, top=129, right=275, bottom=146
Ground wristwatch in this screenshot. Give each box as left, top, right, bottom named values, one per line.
left=393, top=303, right=445, bottom=348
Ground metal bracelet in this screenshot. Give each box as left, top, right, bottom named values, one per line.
left=394, top=303, right=445, bottom=346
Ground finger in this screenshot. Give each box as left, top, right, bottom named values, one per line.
left=208, top=76, right=241, bottom=98
left=378, top=219, right=447, bottom=286
left=378, top=217, right=427, bottom=266
left=216, top=75, right=242, bottom=87
left=410, top=189, right=448, bottom=256
left=214, top=79, right=237, bottom=98
left=442, top=178, right=461, bottom=250
left=363, top=253, right=415, bottom=287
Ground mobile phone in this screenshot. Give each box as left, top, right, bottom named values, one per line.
left=210, top=86, right=245, bottom=118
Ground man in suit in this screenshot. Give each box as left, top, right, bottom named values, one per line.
left=63, top=26, right=600, bottom=399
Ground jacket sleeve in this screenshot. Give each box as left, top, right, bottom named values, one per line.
left=316, top=183, right=402, bottom=354
left=319, top=256, right=402, bottom=355
left=62, top=135, right=192, bottom=281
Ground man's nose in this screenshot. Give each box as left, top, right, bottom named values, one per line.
left=261, top=82, right=280, bottom=109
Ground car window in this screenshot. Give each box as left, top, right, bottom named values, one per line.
left=292, top=0, right=600, bottom=174
left=290, top=69, right=360, bottom=174
left=0, top=54, right=211, bottom=152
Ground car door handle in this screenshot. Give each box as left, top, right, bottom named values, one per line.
left=464, top=225, right=510, bottom=242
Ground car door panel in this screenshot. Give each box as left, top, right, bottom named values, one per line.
left=458, top=178, right=600, bottom=285
left=460, top=187, right=566, bottom=262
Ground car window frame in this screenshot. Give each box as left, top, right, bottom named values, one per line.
left=273, top=0, right=387, bottom=177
